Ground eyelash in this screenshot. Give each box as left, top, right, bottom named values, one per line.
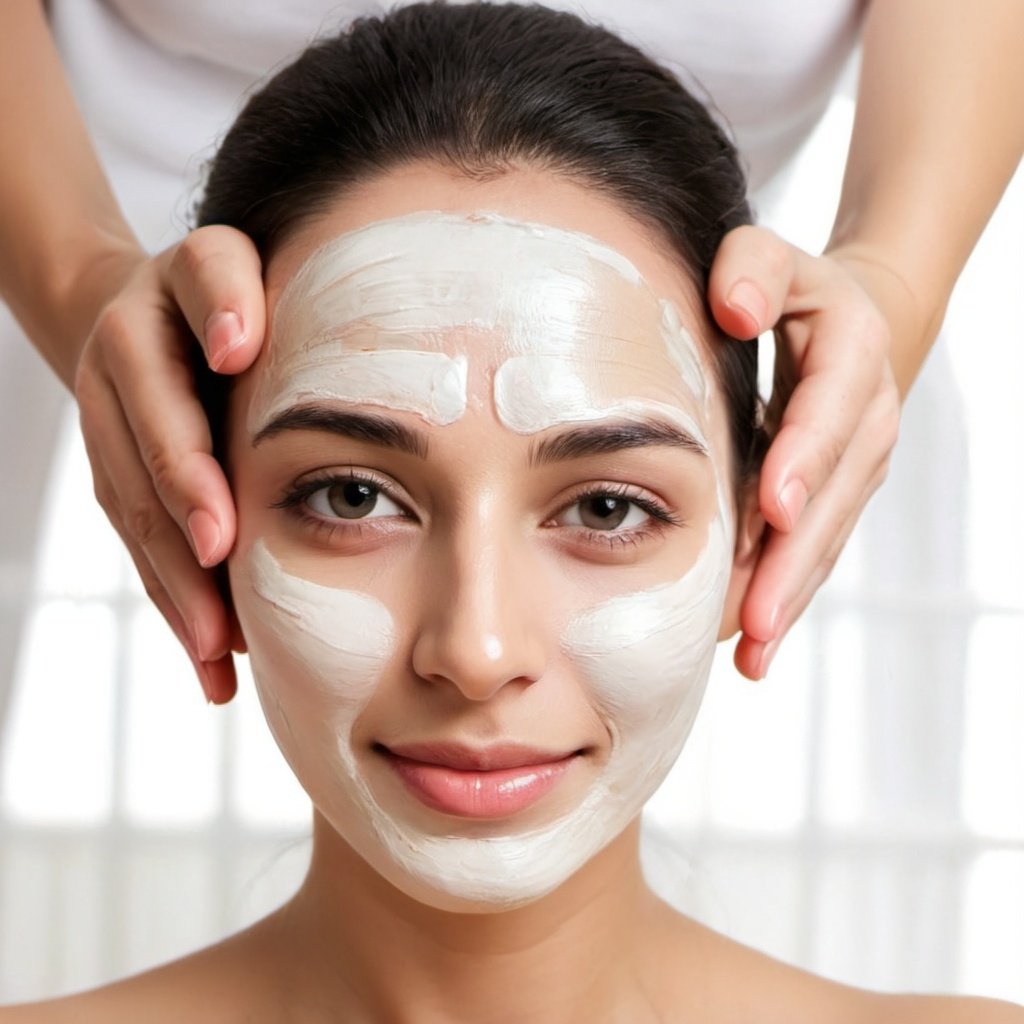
left=271, top=469, right=409, bottom=543
left=554, top=481, right=684, bottom=550
left=272, top=471, right=684, bottom=549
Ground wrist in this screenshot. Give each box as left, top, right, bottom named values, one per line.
left=824, top=242, right=946, bottom=399
left=43, top=227, right=145, bottom=388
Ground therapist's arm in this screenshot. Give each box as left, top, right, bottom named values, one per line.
left=710, top=0, right=1024, bottom=678
left=0, top=0, right=140, bottom=382
left=0, top=0, right=262, bottom=702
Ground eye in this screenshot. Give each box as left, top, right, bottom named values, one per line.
left=305, top=479, right=404, bottom=520
left=560, top=493, right=653, bottom=531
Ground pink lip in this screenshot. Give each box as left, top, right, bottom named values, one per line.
left=380, top=743, right=581, bottom=819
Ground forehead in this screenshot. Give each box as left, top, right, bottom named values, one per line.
left=248, top=211, right=715, bottom=439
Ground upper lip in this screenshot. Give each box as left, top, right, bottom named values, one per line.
left=380, top=742, right=579, bottom=771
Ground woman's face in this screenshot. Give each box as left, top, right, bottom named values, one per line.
left=226, top=163, right=752, bottom=912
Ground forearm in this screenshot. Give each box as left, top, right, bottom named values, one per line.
left=826, top=0, right=1024, bottom=396
left=0, top=0, right=143, bottom=388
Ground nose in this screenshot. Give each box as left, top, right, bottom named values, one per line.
left=411, top=523, right=548, bottom=701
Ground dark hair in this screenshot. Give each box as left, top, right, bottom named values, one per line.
left=196, top=0, right=766, bottom=482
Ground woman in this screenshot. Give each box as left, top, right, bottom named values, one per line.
left=2, top=5, right=1020, bottom=1020
left=4, top=0, right=1021, bottom=704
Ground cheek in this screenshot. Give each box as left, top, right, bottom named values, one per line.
left=561, top=518, right=729, bottom=736
left=231, top=540, right=397, bottom=733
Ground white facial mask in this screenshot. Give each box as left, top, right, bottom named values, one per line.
left=234, top=212, right=733, bottom=911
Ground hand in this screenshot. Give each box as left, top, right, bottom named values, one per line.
left=73, top=226, right=266, bottom=703
left=708, top=225, right=902, bottom=680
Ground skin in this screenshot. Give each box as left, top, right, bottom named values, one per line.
left=3, top=163, right=1021, bottom=1023
left=5, top=0, right=1021, bottom=700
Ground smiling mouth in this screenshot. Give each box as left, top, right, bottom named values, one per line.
left=374, top=742, right=586, bottom=819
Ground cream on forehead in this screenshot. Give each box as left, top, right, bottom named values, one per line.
left=249, top=350, right=468, bottom=434
left=494, top=357, right=708, bottom=447
left=248, top=211, right=709, bottom=435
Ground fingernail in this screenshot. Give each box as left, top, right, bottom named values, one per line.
left=204, top=310, right=246, bottom=371
left=169, top=617, right=199, bottom=665
left=725, top=279, right=768, bottom=333
left=757, top=639, right=781, bottom=679
left=180, top=638, right=213, bottom=703
left=196, top=664, right=214, bottom=705
left=778, top=479, right=808, bottom=531
left=189, top=620, right=207, bottom=664
left=191, top=616, right=228, bottom=664
left=187, top=509, right=222, bottom=567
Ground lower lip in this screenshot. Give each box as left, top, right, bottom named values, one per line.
left=384, top=752, right=579, bottom=819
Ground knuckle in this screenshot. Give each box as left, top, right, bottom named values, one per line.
left=92, top=301, right=133, bottom=347
left=73, top=363, right=101, bottom=416
left=723, top=224, right=786, bottom=272
left=124, top=500, right=163, bottom=548
left=90, top=475, right=116, bottom=515
left=867, top=387, right=901, bottom=452
left=760, top=235, right=792, bottom=279
left=88, top=302, right=138, bottom=367
left=879, top=403, right=901, bottom=450
left=814, top=429, right=846, bottom=479
left=857, top=307, right=892, bottom=362
left=145, top=446, right=180, bottom=500
left=139, top=572, right=167, bottom=608
left=819, top=546, right=842, bottom=580
left=170, top=228, right=222, bottom=281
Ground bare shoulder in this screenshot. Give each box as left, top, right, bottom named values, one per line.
left=0, top=914, right=287, bottom=1024
left=666, top=914, right=1024, bottom=1023
left=858, top=993, right=1024, bottom=1023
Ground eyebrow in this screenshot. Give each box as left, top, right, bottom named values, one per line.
left=529, top=418, right=708, bottom=466
left=253, top=406, right=705, bottom=465
left=253, top=406, right=429, bottom=459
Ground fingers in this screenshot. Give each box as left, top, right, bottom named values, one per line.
left=708, top=225, right=796, bottom=339
left=80, top=391, right=238, bottom=704
left=761, top=277, right=897, bottom=537
left=735, top=407, right=894, bottom=679
left=82, top=291, right=237, bottom=570
left=116, top=515, right=238, bottom=705
left=165, top=224, right=265, bottom=374
left=760, top=352, right=898, bottom=536
left=78, top=369, right=237, bottom=704
left=71, top=226, right=262, bottom=704
left=709, top=225, right=904, bottom=680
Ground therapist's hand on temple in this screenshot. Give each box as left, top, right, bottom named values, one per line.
left=709, top=224, right=901, bottom=681
left=77, top=220, right=902, bottom=698
left=74, top=226, right=265, bottom=704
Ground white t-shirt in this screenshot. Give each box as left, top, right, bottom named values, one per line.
left=48, top=0, right=863, bottom=251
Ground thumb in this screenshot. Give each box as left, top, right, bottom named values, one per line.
left=708, top=224, right=796, bottom=339
left=164, top=224, right=267, bottom=375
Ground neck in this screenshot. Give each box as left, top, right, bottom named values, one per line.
left=271, top=813, right=674, bottom=1023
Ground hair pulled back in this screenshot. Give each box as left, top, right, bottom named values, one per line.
left=197, top=1, right=766, bottom=482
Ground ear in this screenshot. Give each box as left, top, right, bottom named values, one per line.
left=717, top=479, right=766, bottom=641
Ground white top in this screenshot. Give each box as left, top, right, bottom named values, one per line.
left=48, top=0, right=864, bottom=251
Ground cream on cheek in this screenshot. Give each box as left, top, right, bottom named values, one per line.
left=237, top=540, right=622, bottom=911
left=490, top=238, right=733, bottom=859
left=236, top=212, right=732, bottom=911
